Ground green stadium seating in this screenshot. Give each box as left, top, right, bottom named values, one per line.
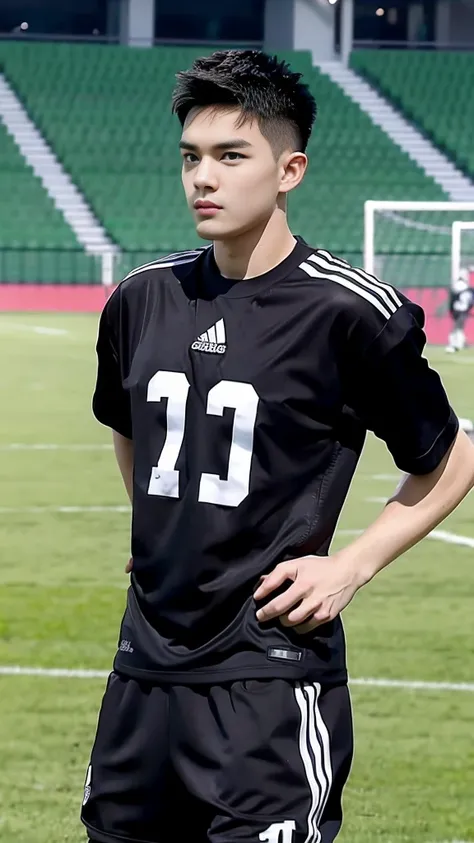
left=0, top=101, right=101, bottom=282
left=351, top=50, right=474, bottom=180
left=0, top=116, right=79, bottom=252
left=0, top=42, right=451, bottom=284
left=298, top=63, right=446, bottom=270
left=0, top=42, right=218, bottom=260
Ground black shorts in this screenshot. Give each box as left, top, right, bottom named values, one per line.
left=81, top=672, right=353, bottom=843
left=453, top=312, right=468, bottom=329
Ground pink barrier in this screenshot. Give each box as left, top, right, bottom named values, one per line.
left=0, top=284, right=473, bottom=346
left=0, top=284, right=111, bottom=312
left=404, top=287, right=474, bottom=345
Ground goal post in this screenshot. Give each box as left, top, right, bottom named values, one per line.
left=451, top=221, right=474, bottom=284
left=99, top=249, right=174, bottom=293
left=364, top=200, right=474, bottom=284
left=101, top=249, right=115, bottom=289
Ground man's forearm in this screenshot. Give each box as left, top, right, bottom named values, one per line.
left=341, top=429, right=474, bottom=586
left=112, top=430, right=134, bottom=503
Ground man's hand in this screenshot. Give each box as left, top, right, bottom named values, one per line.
left=125, top=557, right=133, bottom=574
left=253, top=554, right=362, bottom=634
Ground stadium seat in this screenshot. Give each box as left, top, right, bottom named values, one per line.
left=351, top=50, right=474, bottom=181
left=0, top=42, right=449, bottom=284
left=0, top=101, right=102, bottom=283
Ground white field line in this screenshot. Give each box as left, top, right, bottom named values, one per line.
left=371, top=474, right=400, bottom=481
left=0, top=321, right=69, bottom=336
left=366, top=495, right=396, bottom=504
left=0, top=665, right=473, bottom=692
left=350, top=677, right=474, bottom=692
left=0, top=443, right=112, bottom=451
left=0, top=511, right=471, bottom=552
left=0, top=505, right=130, bottom=514
left=347, top=515, right=474, bottom=550
left=0, top=666, right=109, bottom=678
left=32, top=326, right=69, bottom=336
left=1, top=524, right=473, bottom=689
left=427, top=529, right=474, bottom=549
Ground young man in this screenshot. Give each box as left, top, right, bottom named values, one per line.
left=446, top=268, right=474, bottom=353
left=82, top=50, right=474, bottom=843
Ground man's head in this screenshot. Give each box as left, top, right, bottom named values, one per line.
left=172, top=50, right=317, bottom=243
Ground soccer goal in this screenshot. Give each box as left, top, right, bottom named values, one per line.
left=364, top=201, right=474, bottom=286
left=451, top=221, right=474, bottom=283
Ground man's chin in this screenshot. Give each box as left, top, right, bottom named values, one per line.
left=195, top=219, right=243, bottom=241
left=195, top=219, right=223, bottom=239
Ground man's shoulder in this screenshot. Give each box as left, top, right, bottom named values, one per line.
left=298, top=246, right=406, bottom=321
left=119, top=247, right=209, bottom=289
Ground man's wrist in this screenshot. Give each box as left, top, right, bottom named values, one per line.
left=334, top=545, right=383, bottom=589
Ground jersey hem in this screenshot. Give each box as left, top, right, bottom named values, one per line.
left=81, top=818, right=156, bottom=843
left=112, top=657, right=348, bottom=686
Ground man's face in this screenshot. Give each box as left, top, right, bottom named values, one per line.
left=180, top=106, right=290, bottom=242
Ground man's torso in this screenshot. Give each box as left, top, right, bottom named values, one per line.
left=94, top=242, right=399, bottom=683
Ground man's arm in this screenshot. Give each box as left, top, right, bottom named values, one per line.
left=113, top=430, right=134, bottom=504
left=91, top=287, right=133, bottom=499
left=255, top=296, right=472, bottom=632
left=92, top=288, right=134, bottom=573
left=112, top=430, right=134, bottom=574
left=337, top=427, right=474, bottom=586
left=254, top=429, right=474, bottom=631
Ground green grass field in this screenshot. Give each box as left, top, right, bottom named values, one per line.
left=0, top=312, right=473, bottom=843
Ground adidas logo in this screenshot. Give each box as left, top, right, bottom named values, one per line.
left=191, top=318, right=227, bottom=354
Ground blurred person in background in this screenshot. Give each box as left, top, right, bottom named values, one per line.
left=446, top=268, right=474, bottom=353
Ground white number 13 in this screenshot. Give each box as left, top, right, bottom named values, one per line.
left=147, top=370, right=259, bottom=507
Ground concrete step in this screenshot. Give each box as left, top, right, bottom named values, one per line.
left=0, top=73, right=118, bottom=254
left=316, top=61, right=474, bottom=200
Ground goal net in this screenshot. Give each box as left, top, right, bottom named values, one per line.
left=364, top=201, right=474, bottom=288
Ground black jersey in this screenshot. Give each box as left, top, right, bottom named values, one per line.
left=93, top=238, right=458, bottom=685
left=449, top=286, right=474, bottom=317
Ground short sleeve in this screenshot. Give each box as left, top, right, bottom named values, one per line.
left=92, top=289, right=132, bottom=439
left=342, top=298, right=458, bottom=475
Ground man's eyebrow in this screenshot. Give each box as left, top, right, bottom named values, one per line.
left=179, top=139, right=253, bottom=152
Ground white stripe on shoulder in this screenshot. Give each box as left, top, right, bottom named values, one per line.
left=299, top=260, right=392, bottom=320
left=316, top=249, right=350, bottom=267
left=314, top=249, right=402, bottom=309
left=153, top=248, right=207, bottom=263
left=308, top=253, right=399, bottom=315
left=125, top=249, right=202, bottom=274
left=124, top=252, right=203, bottom=281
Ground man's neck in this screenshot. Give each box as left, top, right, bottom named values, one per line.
left=212, top=212, right=297, bottom=280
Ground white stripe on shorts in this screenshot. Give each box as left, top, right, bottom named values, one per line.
left=294, top=683, right=333, bottom=843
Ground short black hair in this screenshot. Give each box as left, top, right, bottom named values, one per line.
left=172, top=49, right=317, bottom=154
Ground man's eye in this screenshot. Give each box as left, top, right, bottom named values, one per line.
left=223, top=152, right=245, bottom=161
left=183, top=153, right=198, bottom=163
